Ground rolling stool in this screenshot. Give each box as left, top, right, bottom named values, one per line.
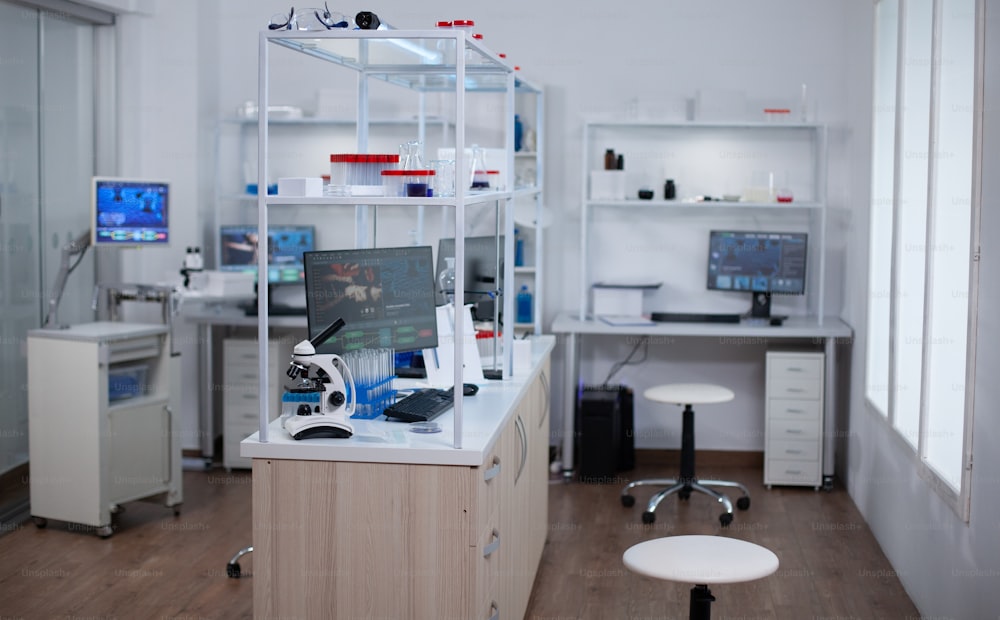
left=621, top=384, right=751, bottom=526
left=623, top=535, right=779, bottom=620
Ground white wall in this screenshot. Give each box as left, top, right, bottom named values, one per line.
left=842, top=4, right=1000, bottom=617
left=114, top=0, right=866, bottom=451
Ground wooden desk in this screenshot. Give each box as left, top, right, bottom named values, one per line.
left=241, top=337, right=554, bottom=619
left=550, top=313, right=853, bottom=488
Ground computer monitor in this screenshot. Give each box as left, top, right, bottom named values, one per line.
left=706, top=230, right=808, bottom=318
left=303, top=245, right=439, bottom=354
left=219, top=225, right=315, bottom=284
left=91, top=177, right=170, bottom=246
left=435, top=236, right=505, bottom=310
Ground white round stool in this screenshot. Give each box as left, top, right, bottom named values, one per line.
left=623, top=535, right=779, bottom=619
left=621, top=383, right=751, bottom=526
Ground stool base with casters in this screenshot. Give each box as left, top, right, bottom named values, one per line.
left=226, top=545, right=253, bottom=578
left=621, top=385, right=751, bottom=527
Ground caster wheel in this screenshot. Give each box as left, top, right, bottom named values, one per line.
left=226, top=562, right=242, bottom=579
left=172, top=503, right=183, bottom=517
left=96, top=525, right=114, bottom=538
left=641, top=511, right=656, bottom=524
left=719, top=513, right=733, bottom=527
left=621, top=495, right=635, bottom=508
left=736, top=496, right=750, bottom=510
left=32, top=517, right=47, bottom=529
left=678, top=489, right=691, bottom=501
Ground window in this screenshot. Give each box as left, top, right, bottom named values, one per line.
left=866, top=0, right=980, bottom=519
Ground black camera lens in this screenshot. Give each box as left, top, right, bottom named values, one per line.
left=356, top=11, right=381, bottom=29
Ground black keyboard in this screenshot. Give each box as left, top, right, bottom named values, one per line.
left=383, top=387, right=455, bottom=423
left=650, top=312, right=742, bottom=324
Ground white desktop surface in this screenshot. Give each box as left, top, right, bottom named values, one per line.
left=551, top=312, right=852, bottom=338
left=241, top=335, right=554, bottom=466
left=28, top=321, right=169, bottom=342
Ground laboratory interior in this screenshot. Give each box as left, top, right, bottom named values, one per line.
left=0, top=0, right=998, bottom=618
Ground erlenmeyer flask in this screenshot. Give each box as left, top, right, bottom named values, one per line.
left=470, top=145, right=488, bottom=189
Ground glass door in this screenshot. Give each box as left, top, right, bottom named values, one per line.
left=0, top=1, right=98, bottom=520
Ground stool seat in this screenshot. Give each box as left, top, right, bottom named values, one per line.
left=623, top=535, right=779, bottom=585
left=644, top=383, right=735, bottom=406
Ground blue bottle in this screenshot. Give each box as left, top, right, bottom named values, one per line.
left=514, top=227, right=525, bottom=267
left=514, top=114, right=523, bottom=152
left=516, top=285, right=533, bottom=324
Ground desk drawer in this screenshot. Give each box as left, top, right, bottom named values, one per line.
left=767, top=355, right=823, bottom=380
left=766, top=459, right=820, bottom=486
left=767, top=439, right=820, bottom=462
left=768, top=417, right=820, bottom=442
left=768, top=399, right=821, bottom=421
left=768, top=378, right=822, bottom=400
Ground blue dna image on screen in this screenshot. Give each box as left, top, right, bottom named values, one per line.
left=93, top=179, right=169, bottom=244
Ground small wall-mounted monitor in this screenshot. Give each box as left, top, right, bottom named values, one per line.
left=707, top=230, right=808, bottom=318
left=303, top=246, right=439, bottom=354
left=219, top=225, right=315, bottom=284
left=91, top=177, right=170, bottom=246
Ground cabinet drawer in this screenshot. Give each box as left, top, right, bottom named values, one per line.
left=768, top=417, right=820, bottom=442
left=767, top=355, right=823, bottom=380
left=767, top=439, right=821, bottom=462
left=766, top=459, right=820, bottom=486
left=768, top=399, right=821, bottom=421
left=768, top=378, right=822, bottom=400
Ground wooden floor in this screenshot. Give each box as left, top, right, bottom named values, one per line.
left=0, top=459, right=919, bottom=619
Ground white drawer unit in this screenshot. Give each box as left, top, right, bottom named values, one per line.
left=765, top=350, right=824, bottom=489
left=223, top=338, right=289, bottom=470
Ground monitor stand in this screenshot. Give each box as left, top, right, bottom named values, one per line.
left=750, top=292, right=772, bottom=319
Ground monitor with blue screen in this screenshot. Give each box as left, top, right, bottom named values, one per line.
left=219, top=225, right=315, bottom=284
left=91, top=177, right=170, bottom=246
left=303, top=245, right=439, bottom=354
left=707, top=230, right=807, bottom=318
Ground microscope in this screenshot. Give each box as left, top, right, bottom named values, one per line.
left=282, top=318, right=356, bottom=440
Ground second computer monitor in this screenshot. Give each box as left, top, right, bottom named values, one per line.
left=303, top=245, right=439, bottom=355
left=435, top=235, right=505, bottom=306
left=707, top=230, right=807, bottom=317
left=219, top=225, right=315, bottom=284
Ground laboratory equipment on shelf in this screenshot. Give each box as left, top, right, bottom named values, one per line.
left=282, top=318, right=357, bottom=439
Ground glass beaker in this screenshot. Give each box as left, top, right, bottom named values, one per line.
left=438, top=256, right=456, bottom=305
left=428, top=159, right=456, bottom=197
left=399, top=140, right=424, bottom=170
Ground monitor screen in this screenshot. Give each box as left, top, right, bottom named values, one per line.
left=91, top=177, right=169, bottom=245
left=707, top=231, right=808, bottom=295
left=435, top=236, right=505, bottom=306
left=219, top=225, right=315, bottom=284
left=304, top=246, right=439, bottom=354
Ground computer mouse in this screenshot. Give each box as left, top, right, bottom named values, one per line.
left=463, top=383, right=479, bottom=396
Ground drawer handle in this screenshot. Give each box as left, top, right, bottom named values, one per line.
left=243, top=394, right=256, bottom=400
left=786, top=469, right=803, bottom=475
left=786, top=408, right=805, bottom=414
left=785, top=449, right=804, bottom=455
left=784, top=429, right=804, bottom=435
left=786, top=367, right=804, bottom=372
left=483, top=529, right=500, bottom=557
left=489, top=601, right=499, bottom=620
left=483, top=456, right=501, bottom=482
left=786, top=388, right=806, bottom=393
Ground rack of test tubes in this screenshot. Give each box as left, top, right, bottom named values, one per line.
left=343, top=347, right=397, bottom=419
left=328, top=154, right=400, bottom=197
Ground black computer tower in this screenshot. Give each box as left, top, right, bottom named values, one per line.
left=575, top=385, right=635, bottom=483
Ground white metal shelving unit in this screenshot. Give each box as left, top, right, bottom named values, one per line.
left=255, top=28, right=543, bottom=449
left=512, top=86, right=545, bottom=335
left=578, top=120, right=829, bottom=323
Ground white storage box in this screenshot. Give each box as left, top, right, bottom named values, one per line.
left=589, top=170, right=626, bottom=201
left=277, top=177, right=324, bottom=197
left=202, top=271, right=255, bottom=299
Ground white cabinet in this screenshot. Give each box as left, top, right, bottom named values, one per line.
left=764, top=350, right=824, bottom=488
left=27, top=322, right=182, bottom=537
left=222, top=338, right=290, bottom=470
left=578, top=121, right=829, bottom=321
